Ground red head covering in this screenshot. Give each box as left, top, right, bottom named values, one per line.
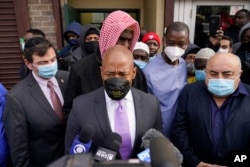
left=142, top=32, right=161, bottom=46
left=99, top=10, right=140, bottom=57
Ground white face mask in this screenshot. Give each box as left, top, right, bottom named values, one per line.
left=217, top=48, right=229, bottom=53
left=164, top=46, right=185, bottom=62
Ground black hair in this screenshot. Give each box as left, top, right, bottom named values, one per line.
left=221, top=36, right=233, bottom=47
left=24, top=37, right=56, bottom=63
left=26, top=28, right=46, bottom=38
left=236, top=9, right=250, bottom=19
left=165, top=22, right=190, bottom=37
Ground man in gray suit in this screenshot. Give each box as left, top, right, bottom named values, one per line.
left=4, top=37, right=69, bottom=167
left=65, top=45, right=162, bottom=159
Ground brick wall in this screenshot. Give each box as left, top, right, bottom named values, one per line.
left=27, top=0, right=58, bottom=49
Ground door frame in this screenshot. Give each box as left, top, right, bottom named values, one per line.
left=174, top=0, right=250, bottom=43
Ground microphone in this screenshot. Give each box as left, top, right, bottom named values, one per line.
left=150, top=136, right=180, bottom=167
left=94, top=132, right=122, bottom=162
left=137, top=129, right=183, bottom=165
left=69, top=125, right=95, bottom=154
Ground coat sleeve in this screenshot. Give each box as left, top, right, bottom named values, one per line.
left=171, top=86, right=200, bottom=167
left=63, top=64, right=82, bottom=116
left=64, top=99, right=81, bottom=154
left=3, top=94, right=30, bottom=167
left=0, top=84, right=9, bottom=167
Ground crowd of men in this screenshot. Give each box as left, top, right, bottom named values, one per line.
left=1, top=8, right=250, bottom=167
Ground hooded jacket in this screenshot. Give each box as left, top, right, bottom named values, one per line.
left=62, top=24, right=100, bottom=71
left=58, top=21, right=82, bottom=62
left=64, top=10, right=148, bottom=115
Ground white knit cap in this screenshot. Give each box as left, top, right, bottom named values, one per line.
left=133, top=42, right=150, bottom=55
left=195, top=48, right=215, bottom=59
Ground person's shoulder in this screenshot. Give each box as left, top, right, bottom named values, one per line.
left=74, top=87, right=103, bottom=102
left=131, top=87, right=156, bottom=99
left=241, top=83, right=250, bottom=93
left=183, top=81, right=206, bottom=93
left=57, top=70, right=69, bottom=76
left=72, top=52, right=99, bottom=69
left=0, top=83, right=7, bottom=94
left=143, top=56, right=162, bottom=72
left=7, top=79, right=28, bottom=97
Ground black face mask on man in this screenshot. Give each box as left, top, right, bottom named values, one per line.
left=84, top=41, right=99, bottom=54
left=104, top=77, right=130, bottom=100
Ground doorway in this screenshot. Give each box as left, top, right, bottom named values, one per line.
left=174, top=0, right=250, bottom=45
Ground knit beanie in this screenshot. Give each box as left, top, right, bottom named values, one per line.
left=142, top=32, right=161, bottom=46
left=239, top=22, right=250, bottom=42
left=85, top=28, right=100, bottom=37
left=195, top=48, right=215, bottom=59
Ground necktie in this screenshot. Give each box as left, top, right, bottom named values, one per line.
left=114, top=100, right=132, bottom=160
left=47, top=81, right=64, bottom=121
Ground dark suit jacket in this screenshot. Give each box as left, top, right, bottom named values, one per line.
left=65, top=87, right=162, bottom=158
left=172, top=81, right=250, bottom=167
left=63, top=51, right=148, bottom=115
left=4, top=71, right=69, bottom=167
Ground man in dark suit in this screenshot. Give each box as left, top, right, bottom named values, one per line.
left=4, top=37, right=69, bottom=167
left=172, top=52, right=250, bottom=167
left=65, top=45, right=162, bottom=159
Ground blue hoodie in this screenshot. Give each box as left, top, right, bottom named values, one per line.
left=58, top=22, right=82, bottom=58
left=0, top=83, right=8, bottom=167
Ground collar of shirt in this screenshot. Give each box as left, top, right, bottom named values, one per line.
left=232, top=81, right=249, bottom=96
left=32, top=71, right=63, bottom=106
left=32, top=71, right=58, bottom=87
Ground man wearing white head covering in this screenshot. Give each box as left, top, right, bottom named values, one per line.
left=194, top=48, right=215, bottom=81
left=64, top=10, right=148, bottom=114
left=133, top=42, right=150, bottom=70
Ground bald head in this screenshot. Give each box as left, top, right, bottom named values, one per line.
left=101, top=45, right=136, bottom=85
left=102, top=45, right=134, bottom=67
left=206, top=53, right=241, bottom=73
left=205, top=53, right=242, bottom=96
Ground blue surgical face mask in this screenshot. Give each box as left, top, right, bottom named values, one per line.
left=68, top=39, right=79, bottom=46
left=134, top=60, right=147, bottom=70
left=37, top=61, right=58, bottom=79
left=207, top=79, right=235, bottom=97
left=195, top=70, right=206, bottom=81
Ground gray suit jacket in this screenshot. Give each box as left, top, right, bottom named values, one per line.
left=65, top=87, right=162, bottom=158
left=4, top=71, right=69, bottom=167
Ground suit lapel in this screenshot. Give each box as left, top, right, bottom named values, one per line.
left=55, top=71, right=67, bottom=97
left=131, top=88, right=143, bottom=148
left=200, top=84, right=213, bottom=142
left=26, top=74, right=62, bottom=122
left=93, top=88, right=112, bottom=138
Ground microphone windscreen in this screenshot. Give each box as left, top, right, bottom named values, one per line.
left=103, top=132, right=122, bottom=152
left=150, top=137, right=179, bottom=167
left=79, top=125, right=95, bottom=143
left=141, top=128, right=164, bottom=149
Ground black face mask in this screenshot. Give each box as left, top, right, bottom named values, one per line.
left=104, top=77, right=130, bottom=100
left=84, top=41, right=99, bottom=54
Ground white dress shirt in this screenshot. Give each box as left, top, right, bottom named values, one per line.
left=105, top=89, right=136, bottom=147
